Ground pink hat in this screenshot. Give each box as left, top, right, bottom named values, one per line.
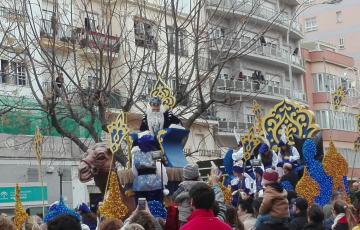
left=262, top=169, right=279, bottom=186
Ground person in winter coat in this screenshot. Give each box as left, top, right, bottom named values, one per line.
left=302, top=204, right=325, bottom=230
left=255, top=169, right=289, bottom=228
left=172, top=164, right=205, bottom=226
left=180, top=183, right=232, bottom=230
left=331, top=200, right=349, bottom=230
left=237, top=199, right=256, bottom=230
left=289, top=197, right=308, bottom=230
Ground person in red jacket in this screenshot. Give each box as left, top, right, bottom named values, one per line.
left=180, top=183, right=232, bottom=230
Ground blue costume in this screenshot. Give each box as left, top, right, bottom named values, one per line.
left=132, top=133, right=167, bottom=203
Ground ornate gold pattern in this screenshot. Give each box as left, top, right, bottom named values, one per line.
left=354, top=137, right=360, bottom=152
left=33, top=128, right=43, bottom=162
left=221, top=181, right=232, bottom=205
left=150, top=77, right=176, bottom=109
left=355, top=114, right=360, bottom=133
left=99, top=171, right=128, bottom=220
left=107, top=112, right=129, bottom=154
left=14, top=184, right=28, bottom=230
left=241, top=127, right=261, bottom=161
left=295, top=168, right=320, bottom=206
left=252, top=100, right=264, bottom=136
left=263, top=99, right=319, bottom=148
left=323, top=141, right=348, bottom=193
left=332, top=86, right=347, bottom=111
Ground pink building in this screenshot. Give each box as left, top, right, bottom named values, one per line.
left=300, top=0, right=360, bottom=69
left=302, top=41, right=360, bottom=179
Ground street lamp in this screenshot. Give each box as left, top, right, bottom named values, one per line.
left=287, top=0, right=342, bottom=99
left=58, top=168, right=64, bottom=197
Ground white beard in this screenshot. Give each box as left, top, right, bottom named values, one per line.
left=146, top=108, right=165, bottom=136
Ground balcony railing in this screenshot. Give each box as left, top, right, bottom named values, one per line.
left=216, top=120, right=252, bottom=133
left=209, top=37, right=304, bottom=69
left=79, top=30, right=120, bottom=53
left=207, top=0, right=302, bottom=35
left=184, top=149, right=222, bottom=158
left=214, top=79, right=307, bottom=101
left=40, top=19, right=120, bottom=53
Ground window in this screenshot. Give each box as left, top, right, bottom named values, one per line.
left=168, top=26, right=187, bottom=56
left=134, top=18, right=157, bottom=49
left=0, top=59, right=9, bottom=83
left=27, top=167, right=39, bottom=182
left=11, top=62, right=26, bottom=86
left=247, top=114, right=255, bottom=124
left=84, top=12, right=98, bottom=31
left=146, top=79, right=157, bottom=94
left=304, top=17, right=318, bottom=32
left=339, top=37, right=345, bottom=49
left=87, top=76, right=98, bottom=89
left=316, top=110, right=356, bottom=131
left=336, top=11, right=342, bottom=23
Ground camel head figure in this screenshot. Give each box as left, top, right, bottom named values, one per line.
left=79, top=143, right=114, bottom=193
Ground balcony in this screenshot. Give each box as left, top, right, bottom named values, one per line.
left=208, top=37, right=305, bottom=73
left=39, top=19, right=120, bottom=53
left=206, top=0, right=303, bottom=39
left=79, top=30, right=120, bottom=53
left=216, top=120, right=252, bottom=134
left=214, top=79, right=307, bottom=102
left=184, top=149, right=222, bottom=158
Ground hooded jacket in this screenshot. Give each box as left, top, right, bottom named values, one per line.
left=259, top=183, right=289, bottom=218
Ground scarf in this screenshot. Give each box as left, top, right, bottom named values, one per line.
left=332, top=213, right=346, bottom=230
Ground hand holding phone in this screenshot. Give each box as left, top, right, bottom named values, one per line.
left=138, top=198, right=147, bottom=211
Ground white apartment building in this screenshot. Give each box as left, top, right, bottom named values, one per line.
left=0, top=0, right=306, bottom=212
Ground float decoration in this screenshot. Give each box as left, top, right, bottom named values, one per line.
left=150, top=76, right=176, bottom=110
left=107, top=112, right=129, bottom=154
left=240, top=127, right=261, bottom=161
left=331, top=86, right=347, bottom=111
left=323, top=141, right=348, bottom=193
left=33, top=128, right=45, bottom=215
left=99, top=171, right=128, bottom=220
left=252, top=100, right=264, bottom=136
left=263, top=99, right=319, bottom=148
left=295, top=168, right=319, bottom=206
left=14, top=184, right=28, bottom=230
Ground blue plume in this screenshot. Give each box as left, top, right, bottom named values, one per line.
left=223, top=149, right=234, bottom=186
left=302, top=140, right=332, bottom=206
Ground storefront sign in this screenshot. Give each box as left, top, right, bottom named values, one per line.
left=0, top=183, right=48, bottom=207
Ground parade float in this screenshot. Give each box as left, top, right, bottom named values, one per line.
left=73, top=76, right=357, bottom=222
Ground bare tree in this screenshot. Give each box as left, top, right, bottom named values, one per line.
left=0, top=0, right=282, bottom=161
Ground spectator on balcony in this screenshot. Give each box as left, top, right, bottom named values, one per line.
left=252, top=71, right=260, bottom=91
left=258, top=71, right=265, bottom=83
left=238, top=72, right=244, bottom=81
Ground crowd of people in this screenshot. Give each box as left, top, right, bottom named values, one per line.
left=1, top=165, right=359, bottom=230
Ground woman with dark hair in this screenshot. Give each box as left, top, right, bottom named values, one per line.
left=332, top=200, right=349, bottom=230
left=303, top=204, right=325, bottom=230
left=237, top=199, right=256, bottom=230
left=129, top=210, right=161, bottom=230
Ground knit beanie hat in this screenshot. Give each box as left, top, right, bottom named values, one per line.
left=262, top=169, right=279, bottom=186
left=183, top=164, right=200, bottom=180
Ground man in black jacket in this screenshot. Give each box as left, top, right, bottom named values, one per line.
left=289, top=197, right=308, bottom=230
